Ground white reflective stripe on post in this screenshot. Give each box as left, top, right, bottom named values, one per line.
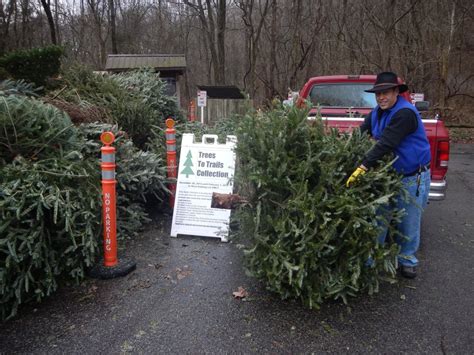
left=101, top=153, right=115, bottom=163
left=102, top=171, right=115, bottom=180
left=167, top=144, right=176, bottom=151
left=166, top=133, right=175, bottom=140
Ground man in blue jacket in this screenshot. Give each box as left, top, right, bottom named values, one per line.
left=346, top=72, right=431, bottom=279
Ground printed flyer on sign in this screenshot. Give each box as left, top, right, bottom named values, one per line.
left=171, top=134, right=237, bottom=241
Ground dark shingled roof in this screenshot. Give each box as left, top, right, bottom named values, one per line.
left=105, top=54, right=186, bottom=73
left=197, top=85, right=245, bottom=99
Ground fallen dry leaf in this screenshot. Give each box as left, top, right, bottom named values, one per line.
left=232, top=286, right=249, bottom=299
left=176, top=266, right=192, bottom=280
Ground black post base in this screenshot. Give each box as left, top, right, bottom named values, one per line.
left=88, top=258, right=137, bottom=279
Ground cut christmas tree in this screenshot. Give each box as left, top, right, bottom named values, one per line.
left=233, top=105, right=406, bottom=308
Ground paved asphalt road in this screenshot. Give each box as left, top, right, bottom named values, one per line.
left=1, top=144, right=473, bottom=354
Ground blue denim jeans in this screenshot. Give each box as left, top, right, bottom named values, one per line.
left=378, top=170, right=431, bottom=267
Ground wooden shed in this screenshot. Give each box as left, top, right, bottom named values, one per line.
left=105, top=54, right=186, bottom=105
left=196, top=85, right=249, bottom=126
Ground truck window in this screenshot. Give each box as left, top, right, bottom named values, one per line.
left=309, top=83, right=377, bottom=108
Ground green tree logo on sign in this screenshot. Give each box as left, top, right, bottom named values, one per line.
left=180, top=150, right=194, bottom=177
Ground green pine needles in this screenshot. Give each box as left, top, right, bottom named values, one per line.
left=234, top=105, right=406, bottom=308
left=0, top=95, right=77, bottom=163
left=0, top=94, right=169, bottom=320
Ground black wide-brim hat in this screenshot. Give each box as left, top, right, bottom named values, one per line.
left=364, top=71, right=408, bottom=93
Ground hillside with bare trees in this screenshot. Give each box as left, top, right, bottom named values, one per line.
left=1, top=0, right=472, bottom=116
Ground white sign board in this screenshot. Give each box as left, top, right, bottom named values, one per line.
left=197, top=90, right=207, bottom=107
left=171, top=134, right=237, bottom=241
left=410, top=93, right=425, bottom=104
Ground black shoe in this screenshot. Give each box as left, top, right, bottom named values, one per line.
left=400, top=265, right=417, bottom=279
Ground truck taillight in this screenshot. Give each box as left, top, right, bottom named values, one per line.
left=437, top=141, right=449, bottom=167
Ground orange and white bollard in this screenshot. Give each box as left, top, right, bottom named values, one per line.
left=188, top=99, right=196, bottom=122
left=90, top=131, right=136, bottom=279
left=165, top=119, right=177, bottom=208
left=100, top=132, right=118, bottom=267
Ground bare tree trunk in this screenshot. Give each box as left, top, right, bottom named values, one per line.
left=54, top=0, right=60, bottom=44
left=40, top=0, right=58, bottom=44
left=13, top=0, right=18, bottom=48
left=216, top=0, right=226, bottom=84
left=0, top=0, right=14, bottom=54
left=288, top=0, right=302, bottom=88
left=237, top=0, right=270, bottom=96
left=20, top=0, right=28, bottom=47
left=184, top=0, right=227, bottom=84
left=108, top=0, right=118, bottom=54
left=439, top=1, right=456, bottom=108
left=268, top=0, right=277, bottom=98
left=87, top=0, right=108, bottom=68
left=288, top=0, right=324, bottom=88
left=204, top=0, right=220, bottom=83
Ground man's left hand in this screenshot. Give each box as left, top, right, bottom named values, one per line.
left=346, top=165, right=367, bottom=187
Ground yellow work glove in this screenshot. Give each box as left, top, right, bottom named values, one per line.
left=346, top=166, right=367, bottom=187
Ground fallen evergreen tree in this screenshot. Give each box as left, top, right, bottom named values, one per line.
left=0, top=90, right=168, bottom=320
left=51, top=66, right=182, bottom=149
left=234, top=105, right=406, bottom=308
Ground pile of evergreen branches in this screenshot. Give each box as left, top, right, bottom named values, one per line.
left=51, top=66, right=182, bottom=149
left=234, top=105, right=406, bottom=308
left=0, top=88, right=168, bottom=319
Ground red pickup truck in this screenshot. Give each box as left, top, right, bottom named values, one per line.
left=297, top=75, right=449, bottom=200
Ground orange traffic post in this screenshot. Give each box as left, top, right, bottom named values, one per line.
left=100, top=132, right=118, bottom=266
left=188, top=99, right=196, bottom=122
left=165, top=118, right=177, bottom=208
left=89, top=132, right=136, bottom=279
